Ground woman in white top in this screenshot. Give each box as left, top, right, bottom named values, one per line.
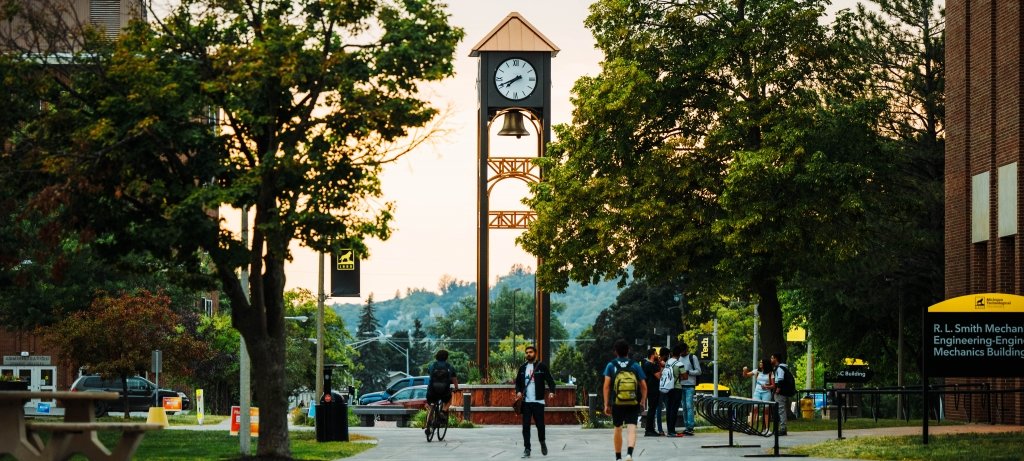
left=742, top=358, right=773, bottom=428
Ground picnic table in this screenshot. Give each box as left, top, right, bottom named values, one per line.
left=0, top=391, right=162, bottom=461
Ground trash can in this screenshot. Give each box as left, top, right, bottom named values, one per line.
left=315, top=366, right=349, bottom=442
left=800, top=396, right=814, bottom=419
left=315, top=391, right=349, bottom=442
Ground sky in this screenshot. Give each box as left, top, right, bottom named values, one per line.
left=205, top=0, right=864, bottom=304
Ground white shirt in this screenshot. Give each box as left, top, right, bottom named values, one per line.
left=524, top=363, right=544, bottom=404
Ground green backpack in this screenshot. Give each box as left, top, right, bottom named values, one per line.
left=612, top=360, right=639, bottom=406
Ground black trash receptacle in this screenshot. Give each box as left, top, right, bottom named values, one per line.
left=315, top=391, right=349, bottom=442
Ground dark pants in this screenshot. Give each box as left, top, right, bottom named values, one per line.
left=665, top=388, right=682, bottom=434
left=521, top=402, right=546, bottom=450
left=644, top=390, right=661, bottom=433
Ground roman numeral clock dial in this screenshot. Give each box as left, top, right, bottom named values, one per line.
left=494, top=58, right=536, bottom=101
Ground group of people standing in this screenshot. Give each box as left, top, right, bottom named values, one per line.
left=640, top=343, right=702, bottom=438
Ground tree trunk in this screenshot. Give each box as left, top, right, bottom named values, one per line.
left=754, top=277, right=786, bottom=362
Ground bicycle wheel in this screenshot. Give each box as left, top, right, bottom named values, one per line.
left=436, top=407, right=449, bottom=441
left=425, top=408, right=435, bottom=442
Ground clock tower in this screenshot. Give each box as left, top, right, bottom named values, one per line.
left=471, top=13, right=558, bottom=376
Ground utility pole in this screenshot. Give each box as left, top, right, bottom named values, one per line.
left=316, top=252, right=325, bottom=401
left=239, top=207, right=251, bottom=456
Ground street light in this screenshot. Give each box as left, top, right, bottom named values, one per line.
left=512, top=288, right=521, bottom=358
left=285, top=316, right=309, bottom=322
left=351, top=330, right=410, bottom=376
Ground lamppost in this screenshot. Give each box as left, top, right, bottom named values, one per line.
left=512, top=288, right=521, bottom=358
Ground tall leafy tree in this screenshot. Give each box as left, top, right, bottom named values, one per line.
left=799, top=0, right=945, bottom=380
left=2, top=0, right=461, bottom=456
left=520, top=0, right=888, bottom=360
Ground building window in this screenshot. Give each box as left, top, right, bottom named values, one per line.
left=202, top=298, right=214, bottom=316
left=972, top=172, right=990, bottom=243
left=998, top=163, right=1017, bottom=237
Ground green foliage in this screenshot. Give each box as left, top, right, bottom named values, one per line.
left=794, top=0, right=945, bottom=386
left=2, top=0, right=462, bottom=455
left=582, top=281, right=684, bottom=392
left=284, top=288, right=357, bottom=396
left=521, top=0, right=890, bottom=366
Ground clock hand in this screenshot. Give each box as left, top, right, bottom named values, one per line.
left=501, top=75, right=523, bottom=88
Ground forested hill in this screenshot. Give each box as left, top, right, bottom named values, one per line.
left=331, top=268, right=622, bottom=339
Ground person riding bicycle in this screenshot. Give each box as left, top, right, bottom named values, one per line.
left=425, top=349, right=459, bottom=434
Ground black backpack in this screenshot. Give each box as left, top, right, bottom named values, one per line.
left=776, top=364, right=797, bottom=397
left=430, top=363, right=451, bottom=392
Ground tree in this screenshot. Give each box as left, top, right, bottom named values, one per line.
left=354, top=295, right=389, bottom=392
left=798, top=0, right=945, bottom=382
left=520, top=0, right=888, bottom=361
left=40, top=290, right=206, bottom=419
left=2, top=0, right=462, bottom=456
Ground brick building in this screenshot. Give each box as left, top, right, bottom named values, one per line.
left=945, top=0, right=1024, bottom=425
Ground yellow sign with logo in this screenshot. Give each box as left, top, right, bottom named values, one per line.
left=336, top=249, right=355, bottom=270
left=928, top=293, right=1024, bottom=313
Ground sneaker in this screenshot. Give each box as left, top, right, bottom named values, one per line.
left=541, top=442, right=548, bottom=456
left=657, top=431, right=666, bottom=436
left=643, top=431, right=659, bottom=437
left=522, top=448, right=531, bottom=458
left=625, top=455, right=633, bottom=461
left=683, top=429, right=695, bottom=436
left=673, top=432, right=685, bottom=437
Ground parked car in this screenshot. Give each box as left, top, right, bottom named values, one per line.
left=70, top=375, right=191, bottom=416
left=357, top=375, right=428, bottom=405
left=367, top=384, right=428, bottom=409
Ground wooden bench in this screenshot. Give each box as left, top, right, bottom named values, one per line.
left=26, top=421, right=162, bottom=461
left=350, top=407, right=420, bottom=427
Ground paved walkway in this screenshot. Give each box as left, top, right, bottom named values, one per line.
left=337, top=423, right=1022, bottom=461
left=167, top=418, right=1021, bottom=460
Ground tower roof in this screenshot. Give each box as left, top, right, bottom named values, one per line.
left=470, top=12, right=559, bottom=57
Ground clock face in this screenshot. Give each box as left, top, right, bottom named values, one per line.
left=494, top=58, right=537, bottom=101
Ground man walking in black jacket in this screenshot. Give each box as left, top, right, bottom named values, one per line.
left=515, top=345, right=557, bottom=458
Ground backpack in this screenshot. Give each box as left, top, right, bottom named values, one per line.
left=429, top=363, right=451, bottom=393
left=612, top=360, right=640, bottom=406
left=776, top=364, right=797, bottom=397
left=658, top=359, right=675, bottom=394
left=688, top=355, right=704, bottom=385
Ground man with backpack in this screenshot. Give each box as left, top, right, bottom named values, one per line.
left=677, top=343, right=702, bottom=436
left=425, top=349, right=459, bottom=435
left=766, top=352, right=794, bottom=435
left=515, top=345, right=557, bottom=458
left=603, top=339, right=647, bottom=461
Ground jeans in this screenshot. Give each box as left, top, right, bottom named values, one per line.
left=521, top=402, right=546, bottom=449
left=644, top=390, right=661, bottom=433
left=773, top=393, right=789, bottom=432
left=665, top=388, right=682, bottom=434
left=681, top=386, right=696, bottom=430
left=655, top=396, right=665, bottom=432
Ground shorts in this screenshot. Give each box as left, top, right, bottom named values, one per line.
left=611, top=405, right=641, bottom=427
left=426, top=386, right=452, bottom=405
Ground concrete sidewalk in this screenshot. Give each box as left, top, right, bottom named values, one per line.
left=338, top=423, right=1021, bottom=461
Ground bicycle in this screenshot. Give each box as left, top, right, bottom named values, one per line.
left=425, top=399, right=449, bottom=442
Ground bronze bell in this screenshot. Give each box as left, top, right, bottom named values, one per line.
left=497, top=112, right=530, bottom=138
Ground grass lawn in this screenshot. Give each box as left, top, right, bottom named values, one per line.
left=789, top=431, right=1024, bottom=461
left=0, top=428, right=374, bottom=461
